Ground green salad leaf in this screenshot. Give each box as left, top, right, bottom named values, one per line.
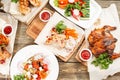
left=54, top=0, right=58, bottom=7
left=14, top=74, right=26, bottom=80
left=11, top=0, right=18, bottom=3
left=92, top=53, right=113, bottom=69
left=81, top=8, right=89, bottom=18
left=55, top=20, right=67, bottom=34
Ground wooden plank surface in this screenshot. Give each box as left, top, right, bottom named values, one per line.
left=0, top=0, right=120, bottom=80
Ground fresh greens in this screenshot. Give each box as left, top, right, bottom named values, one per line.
left=92, top=53, right=113, bottom=69
left=65, top=2, right=81, bottom=17
left=11, top=0, right=18, bottom=3
left=54, top=0, right=58, bottom=7
left=64, top=1, right=90, bottom=18
left=14, top=74, right=26, bottom=80
left=65, top=4, right=73, bottom=16
left=55, top=21, right=67, bottom=34
left=81, top=8, right=89, bottom=18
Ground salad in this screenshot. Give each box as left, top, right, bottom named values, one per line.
left=54, top=0, right=90, bottom=20
left=14, top=54, right=48, bottom=80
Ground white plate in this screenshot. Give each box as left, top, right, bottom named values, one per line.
left=10, top=45, right=59, bottom=80
left=2, top=0, right=48, bottom=24
left=35, top=12, right=84, bottom=58
left=49, top=0, right=102, bottom=29
left=0, top=12, right=18, bottom=75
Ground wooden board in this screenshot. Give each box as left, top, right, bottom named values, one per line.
left=58, top=35, right=85, bottom=62
left=26, top=8, right=85, bottom=62
left=75, top=41, right=87, bottom=66
left=26, top=8, right=54, bottom=39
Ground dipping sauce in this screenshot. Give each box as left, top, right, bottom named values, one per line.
left=2, top=24, right=13, bottom=36
left=79, top=49, right=92, bottom=61
left=41, top=12, right=50, bottom=20
left=4, top=26, right=12, bottom=35
left=39, top=10, right=51, bottom=22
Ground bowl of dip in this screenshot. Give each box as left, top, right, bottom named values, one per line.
left=2, top=23, right=13, bottom=36
left=39, top=10, right=51, bottom=22
left=79, top=48, right=92, bottom=61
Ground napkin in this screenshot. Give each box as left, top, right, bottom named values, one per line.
left=86, top=4, right=120, bottom=80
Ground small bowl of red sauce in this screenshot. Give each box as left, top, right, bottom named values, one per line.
left=39, top=10, right=51, bottom=22
left=79, top=48, right=92, bottom=61
left=2, top=24, right=13, bottom=36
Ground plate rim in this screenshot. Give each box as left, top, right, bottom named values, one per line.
left=10, top=45, right=59, bottom=80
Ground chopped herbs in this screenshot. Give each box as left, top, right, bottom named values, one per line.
left=14, top=74, right=25, bottom=80
left=54, top=0, right=58, bottom=7
left=55, top=21, right=67, bottom=34
left=92, top=53, right=113, bottom=69
left=11, top=0, right=18, bottom=3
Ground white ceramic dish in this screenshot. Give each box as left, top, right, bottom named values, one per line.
left=79, top=48, right=92, bottom=61
left=0, top=13, right=18, bottom=75
left=39, top=10, right=52, bottom=22
left=49, top=0, right=102, bottom=29
left=2, top=23, right=13, bottom=36
left=4, top=0, right=49, bottom=24
left=10, top=45, right=59, bottom=80
left=35, top=12, right=84, bottom=58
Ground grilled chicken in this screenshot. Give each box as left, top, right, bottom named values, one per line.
left=45, top=28, right=66, bottom=48
left=19, top=0, right=31, bottom=15
left=0, top=47, right=11, bottom=64
left=88, top=25, right=117, bottom=57
left=29, top=0, right=41, bottom=7
left=0, top=34, right=11, bottom=64
left=0, top=33, right=9, bottom=46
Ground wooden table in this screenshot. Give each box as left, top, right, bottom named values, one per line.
left=0, top=0, right=120, bottom=80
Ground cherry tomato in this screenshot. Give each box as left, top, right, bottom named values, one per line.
left=58, top=0, right=68, bottom=5
left=43, top=64, right=48, bottom=72
left=0, top=59, right=5, bottom=64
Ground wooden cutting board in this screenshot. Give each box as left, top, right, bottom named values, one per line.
left=26, top=8, right=54, bottom=39
left=75, top=41, right=87, bottom=66
left=26, top=8, right=85, bottom=62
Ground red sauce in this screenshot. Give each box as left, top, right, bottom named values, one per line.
left=81, top=50, right=91, bottom=60
left=41, top=12, right=50, bottom=20
left=4, top=26, right=12, bottom=35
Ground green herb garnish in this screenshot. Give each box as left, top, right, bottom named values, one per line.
left=54, top=0, right=58, bottom=7
left=14, top=74, right=25, bottom=80
left=11, top=0, right=18, bottom=3
left=55, top=20, right=66, bottom=34
left=92, top=53, right=113, bottom=69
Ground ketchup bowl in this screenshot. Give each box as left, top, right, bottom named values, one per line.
left=79, top=48, right=92, bottom=61
left=39, top=10, right=51, bottom=22
left=2, top=24, right=13, bottom=36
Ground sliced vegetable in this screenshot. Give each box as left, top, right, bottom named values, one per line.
left=58, top=0, right=68, bottom=9
left=32, top=60, right=40, bottom=69
left=65, top=28, right=78, bottom=39
left=71, top=9, right=80, bottom=20
left=92, top=53, right=113, bottom=69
